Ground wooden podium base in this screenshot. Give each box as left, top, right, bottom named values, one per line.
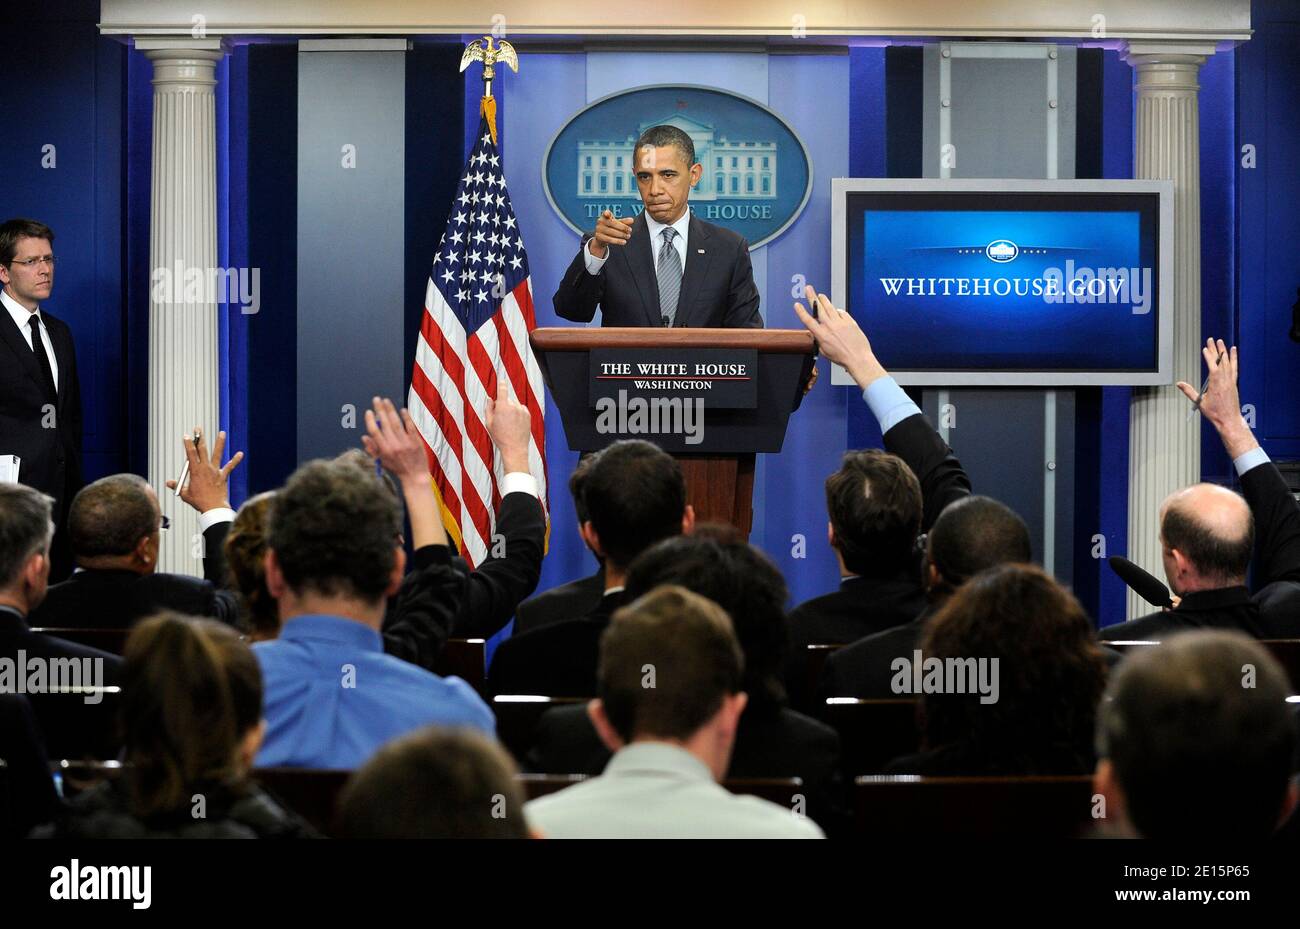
left=675, top=453, right=756, bottom=536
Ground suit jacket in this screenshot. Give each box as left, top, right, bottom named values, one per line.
left=784, top=574, right=926, bottom=711
left=818, top=613, right=930, bottom=701
left=0, top=605, right=122, bottom=760
left=29, top=521, right=238, bottom=630
left=449, top=490, right=547, bottom=639
left=528, top=699, right=846, bottom=834
left=1101, top=460, right=1300, bottom=641
left=513, top=569, right=605, bottom=635
left=488, top=589, right=631, bottom=697
left=0, top=694, right=60, bottom=838
left=0, top=306, right=82, bottom=524
left=552, top=213, right=762, bottom=329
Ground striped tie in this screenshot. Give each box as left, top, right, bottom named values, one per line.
left=656, top=227, right=682, bottom=326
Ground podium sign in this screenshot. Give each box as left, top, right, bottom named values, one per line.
left=531, top=327, right=814, bottom=533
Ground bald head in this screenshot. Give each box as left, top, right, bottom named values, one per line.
left=1158, top=483, right=1253, bottom=593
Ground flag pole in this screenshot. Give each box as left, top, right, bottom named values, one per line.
left=460, top=35, right=519, bottom=145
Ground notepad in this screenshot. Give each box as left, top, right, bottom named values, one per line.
left=0, top=455, right=19, bottom=484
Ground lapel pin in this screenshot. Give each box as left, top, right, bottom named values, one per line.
left=697, top=248, right=705, bottom=253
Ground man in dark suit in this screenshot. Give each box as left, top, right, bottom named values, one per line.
left=0, top=483, right=122, bottom=761
left=30, top=459, right=240, bottom=630
left=552, top=125, right=762, bottom=329
left=488, top=439, right=694, bottom=697
left=513, top=449, right=604, bottom=635
left=1102, top=339, right=1300, bottom=641
left=0, top=219, right=82, bottom=582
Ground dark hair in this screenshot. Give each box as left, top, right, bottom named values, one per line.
left=68, top=474, right=157, bottom=559
left=0, top=218, right=54, bottom=265
left=569, top=452, right=597, bottom=525
left=583, top=440, right=686, bottom=569
left=120, top=613, right=262, bottom=818
left=224, top=491, right=278, bottom=639
left=918, top=564, right=1107, bottom=774
left=1160, top=494, right=1253, bottom=585
left=626, top=535, right=788, bottom=709
left=926, top=495, right=1032, bottom=598
left=598, top=585, right=744, bottom=743
left=337, top=727, right=528, bottom=839
left=1098, top=630, right=1295, bottom=839
left=634, top=124, right=696, bottom=167
left=0, top=484, right=54, bottom=588
left=825, top=450, right=922, bottom=578
left=267, top=459, right=401, bottom=603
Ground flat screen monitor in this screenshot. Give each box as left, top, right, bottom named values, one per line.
left=830, top=179, right=1173, bottom=386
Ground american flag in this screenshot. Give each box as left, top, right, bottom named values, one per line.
left=407, top=113, right=548, bottom=567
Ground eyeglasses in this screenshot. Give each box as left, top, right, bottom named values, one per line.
left=160, top=515, right=171, bottom=532
left=8, top=256, right=55, bottom=268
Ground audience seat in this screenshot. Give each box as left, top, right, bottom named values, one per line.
left=435, top=638, right=488, bottom=697
left=252, top=767, right=350, bottom=837
left=853, top=774, right=1096, bottom=837
left=492, top=695, right=588, bottom=764
left=1100, top=638, right=1300, bottom=693
left=27, top=688, right=122, bottom=760
left=515, top=772, right=805, bottom=808
left=820, top=698, right=920, bottom=775
left=28, top=627, right=129, bottom=656
left=804, top=644, right=842, bottom=706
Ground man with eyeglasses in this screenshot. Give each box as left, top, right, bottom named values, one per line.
left=0, top=218, right=83, bottom=583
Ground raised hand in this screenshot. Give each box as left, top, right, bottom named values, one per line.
left=792, top=284, right=887, bottom=389
left=485, top=378, right=532, bottom=475
left=166, top=427, right=244, bottom=513
left=362, top=397, right=430, bottom=484
left=1176, top=338, right=1257, bottom=459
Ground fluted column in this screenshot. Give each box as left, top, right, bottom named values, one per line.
left=139, top=38, right=227, bottom=574
left=1122, top=42, right=1215, bottom=618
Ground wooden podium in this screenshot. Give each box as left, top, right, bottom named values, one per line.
left=529, top=327, right=815, bottom=535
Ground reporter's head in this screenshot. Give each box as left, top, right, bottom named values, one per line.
left=925, top=495, right=1032, bottom=601
left=0, top=483, right=55, bottom=612
left=265, top=460, right=405, bottom=621
left=824, top=450, right=922, bottom=579
left=68, top=474, right=162, bottom=575
left=1157, top=483, right=1253, bottom=595
left=580, top=440, right=690, bottom=574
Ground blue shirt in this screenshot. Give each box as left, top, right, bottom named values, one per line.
left=253, top=613, right=495, bottom=769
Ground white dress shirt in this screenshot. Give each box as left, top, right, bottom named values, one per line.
left=2, top=289, right=58, bottom=388
left=583, top=209, right=691, bottom=277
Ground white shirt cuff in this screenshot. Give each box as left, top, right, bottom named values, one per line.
left=863, top=376, right=922, bottom=435
left=197, top=508, right=236, bottom=533
left=1232, top=446, right=1270, bottom=477
left=582, top=240, right=608, bottom=275
left=501, top=472, right=539, bottom=499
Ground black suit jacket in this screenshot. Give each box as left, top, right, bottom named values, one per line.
left=0, top=606, right=122, bottom=760
left=447, top=490, right=547, bottom=639
left=0, top=306, right=82, bottom=523
left=552, top=213, right=762, bottom=329
left=1101, top=460, right=1300, bottom=641
left=784, top=575, right=926, bottom=710
left=488, top=590, right=631, bottom=697
left=0, top=694, right=59, bottom=838
left=29, top=521, right=238, bottom=630
left=818, top=613, right=930, bottom=701
left=513, top=569, right=605, bottom=635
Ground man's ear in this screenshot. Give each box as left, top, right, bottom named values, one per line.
left=587, top=699, right=625, bottom=753
left=682, top=504, right=696, bottom=535
left=23, top=551, right=48, bottom=591
left=689, top=162, right=703, bottom=186
left=827, top=522, right=837, bottom=550
left=385, top=547, right=407, bottom=598
left=264, top=549, right=288, bottom=599
left=580, top=521, right=605, bottom=559
left=134, top=533, right=154, bottom=567
left=926, top=561, right=942, bottom=589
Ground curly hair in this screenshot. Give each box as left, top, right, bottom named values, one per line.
left=917, top=563, right=1107, bottom=774
left=223, top=492, right=278, bottom=639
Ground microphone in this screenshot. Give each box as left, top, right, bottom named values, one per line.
left=661, top=315, right=671, bottom=328
left=1107, top=556, right=1174, bottom=608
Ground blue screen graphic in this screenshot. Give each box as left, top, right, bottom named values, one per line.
left=848, top=205, right=1159, bottom=372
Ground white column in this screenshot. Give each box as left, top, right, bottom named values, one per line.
left=138, top=38, right=227, bottom=574
left=1122, top=42, right=1215, bottom=618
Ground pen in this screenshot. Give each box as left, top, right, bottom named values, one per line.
left=173, top=429, right=200, bottom=497
left=1186, top=351, right=1224, bottom=420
